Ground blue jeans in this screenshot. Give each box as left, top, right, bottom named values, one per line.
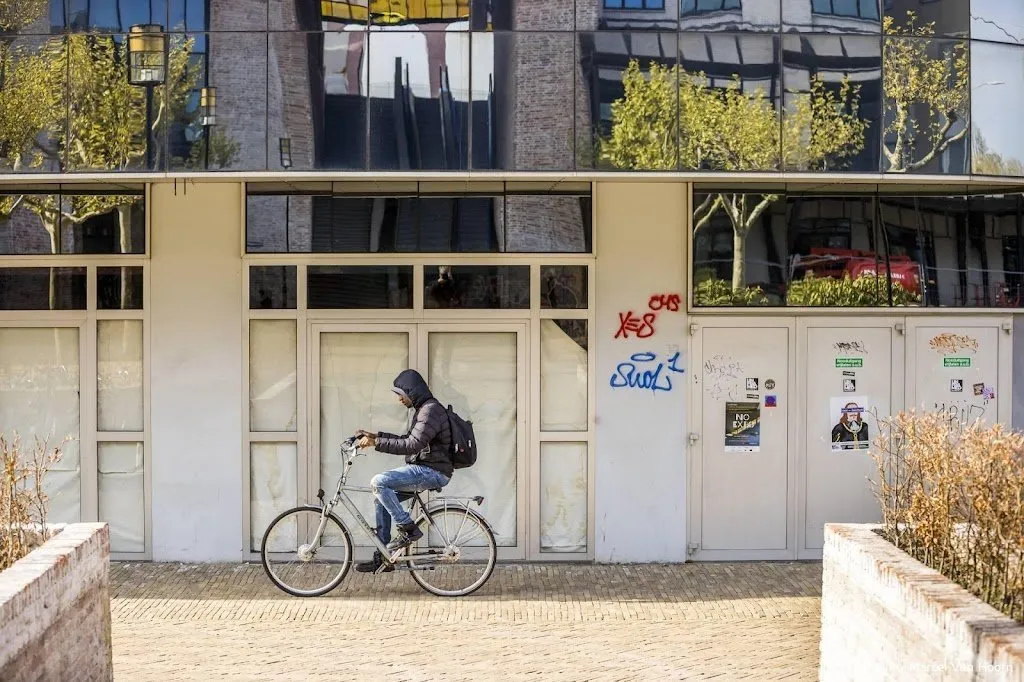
left=370, top=465, right=450, bottom=545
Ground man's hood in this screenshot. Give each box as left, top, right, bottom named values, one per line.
left=392, top=369, right=434, bottom=408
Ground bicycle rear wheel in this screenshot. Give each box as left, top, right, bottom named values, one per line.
left=260, top=505, right=353, bottom=597
left=407, top=505, right=496, bottom=597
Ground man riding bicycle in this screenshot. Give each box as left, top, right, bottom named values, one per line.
left=354, top=368, right=453, bottom=574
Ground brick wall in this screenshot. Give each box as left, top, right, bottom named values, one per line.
left=0, top=523, right=113, bottom=682
left=820, top=524, right=1024, bottom=682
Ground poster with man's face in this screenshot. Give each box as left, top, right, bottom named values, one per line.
left=830, top=396, right=870, bottom=452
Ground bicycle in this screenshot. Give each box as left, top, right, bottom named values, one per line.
left=260, top=435, right=497, bottom=598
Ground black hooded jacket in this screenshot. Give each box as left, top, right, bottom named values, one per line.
left=375, top=369, right=454, bottom=478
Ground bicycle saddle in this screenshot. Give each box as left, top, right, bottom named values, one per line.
left=430, top=487, right=442, bottom=493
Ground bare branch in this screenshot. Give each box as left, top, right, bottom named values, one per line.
left=693, top=194, right=723, bottom=233
left=906, top=119, right=968, bottom=172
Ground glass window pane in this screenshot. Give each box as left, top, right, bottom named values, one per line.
left=319, top=332, right=410, bottom=548
left=979, top=194, right=1024, bottom=307
left=681, top=0, right=779, bottom=32
left=0, top=36, right=67, bottom=173
left=504, top=195, right=592, bottom=252
left=0, top=268, right=86, bottom=310
left=577, top=32, right=679, bottom=171
left=98, top=266, right=144, bottom=310
left=676, top=34, right=780, bottom=172
left=246, top=194, right=316, bottom=252
left=972, top=0, right=1024, bottom=46
left=307, top=265, right=413, bottom=309
left=540, top=442, right=587, bottom=553
left=97, top=320, right=144, bottom=432
left=368, top=30, right=468, bottom=171
left=0, top=195, right=144, bottom=254
left=428, top=331, right=518, bottom=546
left=541, top=266, right=589, bottom=309
left=971, top=42, right=1024, bottom=177
left=98, top=442, right=144, bottom=553
left=250, top=442, right=297, bottom=552
left=885, top=0, right=967, bottom=39
left=541, top=320, right=588, bottom=431
left=882, top=36, right=969, bottom=174
left=782, top=35, right=881, bottom=172
left=0, top=328, right=81, bottom=522
left=424, top=265, right=529, bottom=309
left=250, top=266, right=297, bottom=309
left=168, top=32, right=268, bottom=172
left=249, top=320, right=297, bottom=432
left=473, top=32, right=576, bottom=171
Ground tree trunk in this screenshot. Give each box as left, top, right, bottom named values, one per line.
left=732, top=229, right=747, bottom=293
left=117, top=205, right=132, bottom=309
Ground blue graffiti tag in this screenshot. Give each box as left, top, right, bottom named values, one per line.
left=610, top=351, right=686, bottom=393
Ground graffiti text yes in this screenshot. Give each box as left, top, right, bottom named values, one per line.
left=610, top=351, right=686, bottom=393
left=614, top=292, right=682, bottom=339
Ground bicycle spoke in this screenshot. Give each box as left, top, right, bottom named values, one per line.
left=261, top=508, right=351, bottom=597
left=408, top=508, right=496, bottom=597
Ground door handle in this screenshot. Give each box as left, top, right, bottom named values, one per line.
left=688, top=433, right=700, bottom=445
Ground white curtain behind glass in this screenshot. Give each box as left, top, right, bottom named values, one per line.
left=97, top=320, right=143, bottom=432
left=98, top=442, right=145, bottom=552
left=249, top=320, right=297, bottom=432
left=0, top=328, right=81, bottom=522
left=428, top=332, right=518, bottom=547
left=251, top=442, right=298, bottom=552
left=540, top=320, right=587, bottom=431
left=320, top=332, right=409, bottom=546
left=540, top=442, right=587, bottom=553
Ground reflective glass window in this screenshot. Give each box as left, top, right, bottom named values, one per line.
left=884, top=0, right=968, bottom=39
left=0, top=36, right=68, bottom=174
left=782, top=35, right=881, bottom=172
left=971, top=0, right=1024, bottom=46
left=882, top=36, right=969, bottom=174
left=681, top=0, right=778, bottom=34
left=424, top=265, right=529, bottom=309
left=786, top=0, right=880, bottom=33
left=0, top=192, right=145, bottom=254
left=971, top=41, right=1024, bottom=176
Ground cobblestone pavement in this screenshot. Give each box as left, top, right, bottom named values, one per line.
left=111, top=561, right=822, bottom=681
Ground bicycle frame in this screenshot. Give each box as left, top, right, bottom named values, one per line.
left=311, top=439, right=484, bottom=566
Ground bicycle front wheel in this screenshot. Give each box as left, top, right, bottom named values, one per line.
left=407, top=506, right=497, bottom=597
left=260, top=505, right=353, bottom=597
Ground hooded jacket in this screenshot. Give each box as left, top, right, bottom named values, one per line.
left=375, top=369, right=454, bottom=478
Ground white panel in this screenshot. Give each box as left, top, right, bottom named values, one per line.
left=911, top=325, right=1001, bottom=426
left=98, top=442, right=145, bottom=553
left=250, top=442, right=297, bottom=552
left=540, top=442, right=587, bottom=553
left=594, top=182, right=687, bottom=563
left=804, top=326, right=890, bottom=550
left=97, top=320, right=144, bottom=432
left=428, top=332, right=518, bottom=547
left=320, top=332, right=410, bottom=547
left=249, top=320, right=297, bottom=432
left=540, top=320, right=588, bottom=431
left=0, top=327, right=81, bottom=522
left=700, top=325, right=789, bottom=551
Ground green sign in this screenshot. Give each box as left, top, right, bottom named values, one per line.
left=944, top=357, right=971, bottom=368
left=835, top=358, right=864, bottom=368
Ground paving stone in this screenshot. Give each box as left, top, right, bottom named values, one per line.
left=111, top=561, right=823, bottom=681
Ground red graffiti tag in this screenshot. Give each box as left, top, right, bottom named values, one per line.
left=648, top=294, right=681, bottom=312
left=615, top=311, right=656, bottom=339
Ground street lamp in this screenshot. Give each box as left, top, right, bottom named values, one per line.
left=200, top=86, right=217, bottom=169
left=127, top=24, right=168, bottom=171
left=279, top=137, right=293, bottom=169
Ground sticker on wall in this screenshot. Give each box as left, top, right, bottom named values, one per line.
left=950, top=379, right=964, bottom=393
left=765, top=395, right=777, bottom=408
left=745, top=378, right=759, bottom=391
left=836, top=358, right=863, bottom=368
left=843, top=379, right=857, bottom=393
left=944, top=357, right=971, bottom=368
left=830, top=396, right=870, bottom=452
left=724, top=402, right=761, bottom=453
left=983, top=385, right=996, bottom=400
left=842, top=371, right=856, bottom=378
left=973, top=383, right=985, bottom=396
left=764, top=379, right=776, bottom=391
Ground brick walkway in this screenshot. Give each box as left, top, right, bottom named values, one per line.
left=110, top=561, right=822, bottom=681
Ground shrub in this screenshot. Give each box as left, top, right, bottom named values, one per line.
left=872, top=412, right=1024, bottom=622
left=786, top=273, right=920, bottom=306
left=0, top=433, right=64, bottom=572
left=693, top=276, right=770, bottom=307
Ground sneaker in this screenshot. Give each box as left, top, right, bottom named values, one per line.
left=355, top=551, right=393, bottom=573
left=386, top=522, right=423, bottom=552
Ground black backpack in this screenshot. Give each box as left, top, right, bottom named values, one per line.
left=443, top=403, right=477, bottom=469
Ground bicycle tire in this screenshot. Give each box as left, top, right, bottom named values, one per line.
left=407, top=505, right=497, bottom=597
left=260, top=505, right=353, bottom=597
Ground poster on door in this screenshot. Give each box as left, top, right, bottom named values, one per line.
left=830, top=396, right=870, bottom=452
left=724, top=401, right=761, bottom=452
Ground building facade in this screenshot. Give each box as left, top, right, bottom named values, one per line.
left=0, top=0, right=1023, bottom=562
